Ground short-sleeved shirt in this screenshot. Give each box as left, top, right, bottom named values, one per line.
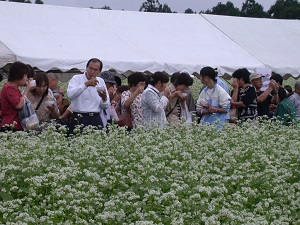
left=0, top=83, right=23, bottom=129
left=237, top=85, right=257, bottom=120
left=121, top=90, right=143, bottom=127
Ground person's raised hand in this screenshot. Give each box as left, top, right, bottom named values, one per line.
left=98, top=89, right=108, bottom=101
left=85, top=77, right=99, bottom=87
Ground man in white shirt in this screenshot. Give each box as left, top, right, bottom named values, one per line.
left=67, top=58, right=110, bottom=131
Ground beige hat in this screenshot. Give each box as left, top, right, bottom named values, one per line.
left=249, top=73, right=265, bottom=81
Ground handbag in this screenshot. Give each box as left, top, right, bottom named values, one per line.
left=18, top=96, right=39, bottom=130
left=116, top=107, right=133, bottom=128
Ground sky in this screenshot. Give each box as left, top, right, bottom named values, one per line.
left=42, top=0, right=276, bottom=13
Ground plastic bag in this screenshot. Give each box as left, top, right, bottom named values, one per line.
left=18, top=96, right=39, bottom=130
left=181, top=102, right=192, bottom=124
left=109, top=105, right=119, bottom=122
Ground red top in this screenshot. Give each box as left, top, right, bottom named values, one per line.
left=0, top=83, right=23, bottom=130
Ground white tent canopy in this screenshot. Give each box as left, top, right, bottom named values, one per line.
left=0, top=2, right=299, bottom=79
left=203, top=14, right=300, bottom=78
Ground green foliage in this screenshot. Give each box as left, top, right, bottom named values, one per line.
left=241, top=0, right=270, bottom=18
left=139, top=0, right=173, bottom=13
left=205, top=1, right=241, bottom=16
left=268, top=0, right=300, bottom=19
left=101, top=5, right=111, bottom=10
left=34, top=0, right=43, bottom=4
left=184, top=8, right=195, bottom=14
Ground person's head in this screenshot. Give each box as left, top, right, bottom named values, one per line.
left=294, top=81, right=300, bottom=95
left=26, top=64, right=35, bottom=79
left=278, top=86, right=287, bottom=101
left=100, top=71, right=116, bottom=89
left=116, top=85, right=130, bottom=95
left=8, top=61, right=29, bottom=86
left=250, top=73, right=265, bottom=90
left=199, top=66, right=217, bottom=85
left=232, top=68, right=251, bottom=87
left=174, top=72, right=193, bottom=91
left=129, top=72, right=147, bottom=89
left=171, top=72, right=180, bottom=84
left=47, top=72, right=59, bottom=91
left=270, top=72, right=283, bottom=86
left=149, top=72, right=169, bottom=92
left=114, top=76, right=122, bottom=87
left=85, top=58, right=103, bottom=80
left=33, top=72, right=49, bottom=98
left=115, top=85, right=130, bottom=100
left=284, top=85, right=293, bottom=93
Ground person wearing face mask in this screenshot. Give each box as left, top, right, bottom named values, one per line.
left=141, top=72, right=170, bottom=128
left=67, top=58, right=110, bottom=131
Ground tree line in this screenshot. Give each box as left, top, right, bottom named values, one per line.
left=138, top=0, right=300, bottom=19
left=2, top=0, right=300, bottom=19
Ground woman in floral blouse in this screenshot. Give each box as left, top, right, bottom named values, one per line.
left=121, top=72, right=147, bottom=127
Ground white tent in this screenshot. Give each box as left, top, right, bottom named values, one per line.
left=0, top=2, right=299, bottom=79
left=203, top=14, right=300, bottom=78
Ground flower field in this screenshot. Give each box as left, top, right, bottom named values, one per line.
left=1, top=121, right=300, bottom=224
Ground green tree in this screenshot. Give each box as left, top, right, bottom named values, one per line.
left=241, top=0, right=269, bottom=18
left=35, top=0, right=43, bottom=4
left=158, top=3, right=172, bottom=13
left=184, top=8, right=195, bottom=14
left=139, top=0, right=173, bottom=13
left=101, top=5, right=111, bottom=10
left=268, top=0, right=300, bottom=19
left=139, top=0, right=160, bottom=12
left=205, top=1, right=240, bottom=16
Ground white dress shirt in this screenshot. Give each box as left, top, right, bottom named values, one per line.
left=67, top=73, right=110, bottom=113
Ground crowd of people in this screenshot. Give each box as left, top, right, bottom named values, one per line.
left=0, top=58, right=299, bottom=132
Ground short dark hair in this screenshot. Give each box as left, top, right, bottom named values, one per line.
left=114, top=76, right=122, bottom=87
left=149, top=72, right=169, bottom=85
left=116, top=85, right=130, bottom=94
left=175, top=72, right=193, bottom=87
left=171, top=72, right=180, bottom=84
left=86, top=58, right=103, bottom=71
left=26, top=64, right=35, bottom=79
left=8, top=61, right=29, bottom=82
left=278, top=86, right=287, bottom=101
left=129, top=72, right=147, bottom=87
left=232, top=68, right=251, bottom=84
left=284, top=85, right=293, bottom=93
left=270, top=72, right=283, bottom=85
left=200, top=66, right=217, bottom=83
left=32, top=72, right=49, bottom=98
